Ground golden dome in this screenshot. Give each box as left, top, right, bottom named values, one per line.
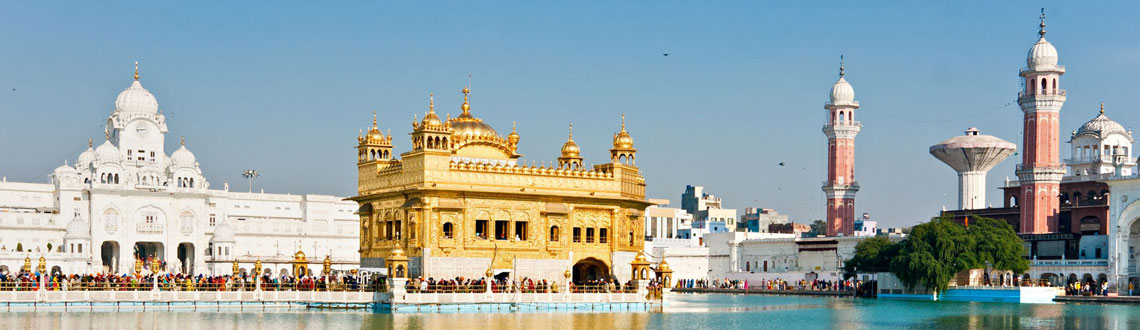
left=391, top=245, right=406, bottom=258
left=294, top=250, right=306, bottom=260
left=612, top=114, right=635, bottom=149
left=658, top=259, right=671, bottom=272
left=450, top=87, right=500, bottom=139
left=634, top=251, right=647, bottom=263
left=361, top=112, right=391, bottom=146
left=561, top=124, right=581, bottom=158
left=421, top=93, right=444, bottom=128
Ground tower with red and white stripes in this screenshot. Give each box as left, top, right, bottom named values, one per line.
left=822, top=58, right=861, bottom=236
left=1016, top=11, right=1066, bottom=234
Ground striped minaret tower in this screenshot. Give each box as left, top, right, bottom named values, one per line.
left=1016, top=10, right=1066, bottom=234
left=822, top=57, right=861, bottom=237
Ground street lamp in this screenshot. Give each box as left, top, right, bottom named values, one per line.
left=241, top=169, right=259, bottom=193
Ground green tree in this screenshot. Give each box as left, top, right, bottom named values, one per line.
left=844, top=236, right=899, bottom=278
left=16, top=242, right=22, bottom=252
left=809, top=219, right=827, bottom=236
left=967, top=217, right=1029, bottom=274
left=889, top=218, right=978, bottom=293
left=47, top=243, right=53, bottom=252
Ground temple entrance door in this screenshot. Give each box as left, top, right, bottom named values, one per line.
left=177, top=243, right=195, bottom=274
left=572, top=258, right=609, bottom=284
left=101, top=241, right=120, bottom=273
left=134, top=242, right=164, bottom=264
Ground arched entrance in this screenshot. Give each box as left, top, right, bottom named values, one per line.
left=101, top=241, right=120, bottom=273
left=572, top=258, right=609, bottom=284
left=177, top=243, right=195, bottom=274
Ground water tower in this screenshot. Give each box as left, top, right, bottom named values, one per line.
left=930, top=128, right=1017, bottom=210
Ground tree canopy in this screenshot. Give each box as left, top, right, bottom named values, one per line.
left=846, top=216, right=1027, bottom=293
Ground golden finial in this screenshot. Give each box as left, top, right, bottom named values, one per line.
left=180, top=136, right=185, bottom=146
left=88, top=138, right=93, bottom=148
left=429, top=93, right=435, bottom=113
left=372, top=111, right=378, bottom=129
left=621, top=113, right=627, bottom=131
left=461, top=86, right=471, bottom=114
left=1100, top=102, right=1105, bottom=115
left=358, top=129, right=363, bottom=142
left=568, top=123, right=574, bottom=140
left=134, top=61, right=139, bottom=81
left=1039, top=8, right=1046, bottom=37
left=839, top=55, right=845, bottom=78
left=105, top=130, right=111, bottom=140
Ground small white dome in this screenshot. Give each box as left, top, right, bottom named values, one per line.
left=830, top=77, right=855, bottom=104
left=77, top=146, right=96, bottom=168
left=65, top=215, right=90, bottom=239
left=170, top=145, right=197, bottom=167
left=1027, top=37, right=1059, bottom=70
left=53, top=163, right=76, bottom=174
left=95, top=140, right=120, bottom=162
left=211, top=221, right=236, bottom=243
left=114, top=80, right=159, bottom=114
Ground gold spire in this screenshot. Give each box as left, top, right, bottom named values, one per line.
left=1100, top=102, right=1105, bottom=115
left=621, top=113, right=626, bottom=131
left=429, top=93, right=435, bottom=113
left=461, top=86, right=471, bottom=115
left=1039, top=8, right=1046, bottom=38
left=134, top=61, right=139, bottom=81
left=568, top=123, right=574, bottom=140
left=372, top=111, right=378, bottom=129
left=180, top=136, right=185, bottom=146
left=88, top=138, right=93, bottom=148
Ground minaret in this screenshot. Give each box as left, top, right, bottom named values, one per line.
left=1016, top=9, right=1066, bottom=234
left=822, top=57, right=861, bottom=237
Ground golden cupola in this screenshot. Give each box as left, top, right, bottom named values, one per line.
left=558, top=124, right=584, bottom=170
left=610, top=114, right=637, bottom=165
left=358, top=112, right=394, bottom=164
left=612, top=114, right=635, bottom=149
left=359, top=112, right=392, bottom=147
left=445, top=86, right=520, bottom=159
left=414, top=94, right=447, bottom=131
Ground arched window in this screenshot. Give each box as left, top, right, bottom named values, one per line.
left=442, top=222, right=454, bottom=239
left=114, top=174, right=119, bottom=184
left=839, top=111, right=845, bottom=123
left=550, top=226, right=560, bottom=241
left=1040, top=78, right=1047, bottom=91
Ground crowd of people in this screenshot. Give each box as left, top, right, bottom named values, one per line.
left=1066, top=280, right=1109, bottom=296
left=675, top=277, right=860, bottom=292
left=403, top=276, right=648, bottom=294
left=0, top=270, right=372, bottom=292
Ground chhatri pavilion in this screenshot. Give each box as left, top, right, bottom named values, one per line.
left=350, top=86, right=652, bottom=283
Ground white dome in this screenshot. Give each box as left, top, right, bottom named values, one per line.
left=77, top=146, right=96, bottom=168
left=1027, top=37, right=1059, bottom=70
left=1076, top=113, right=1128, bottom=139
left=95, top=140, right=120, bottom=162
left=829, top=77, right=855, bottom=104
left=114, top=80, right=159, bottom=114
left=53, top=163, right=76, bottom=174
left=170, top=145, right=197, bottom=167
left=211, top=221, right=236, bottom=243
left=65, top=215, right=90, bottom=239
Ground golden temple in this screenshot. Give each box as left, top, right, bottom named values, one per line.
left=351, top=86, right=650, bottom=283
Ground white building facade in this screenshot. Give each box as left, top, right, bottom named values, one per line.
left=0, top=66, right=359, bottom=276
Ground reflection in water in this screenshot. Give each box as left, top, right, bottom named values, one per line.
left=3, top=295, right=1140, bottom=330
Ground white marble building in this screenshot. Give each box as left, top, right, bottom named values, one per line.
left=0, top=65, right=359, bottom=276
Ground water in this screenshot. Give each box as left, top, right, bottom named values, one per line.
left=2, top=294, right=1139, bottom=329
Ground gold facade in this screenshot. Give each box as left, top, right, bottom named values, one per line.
left=351, top=87, right=650, bottom=281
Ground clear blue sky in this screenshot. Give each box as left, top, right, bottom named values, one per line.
left=1, top=1, right=1138, bottom=228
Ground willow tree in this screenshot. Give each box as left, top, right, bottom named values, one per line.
left=888, top=217, right=1026, bottom=293
left=889, top=218, right=978, bottom=293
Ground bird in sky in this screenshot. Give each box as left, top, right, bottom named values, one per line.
left=778, top=162, right=785, bottom=166
left=662, top=53, right=669, bottom=56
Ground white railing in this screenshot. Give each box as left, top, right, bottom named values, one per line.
left=136, top=223, right=164, bottom=234
left=1030, top=259, right=1108, bottom=267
